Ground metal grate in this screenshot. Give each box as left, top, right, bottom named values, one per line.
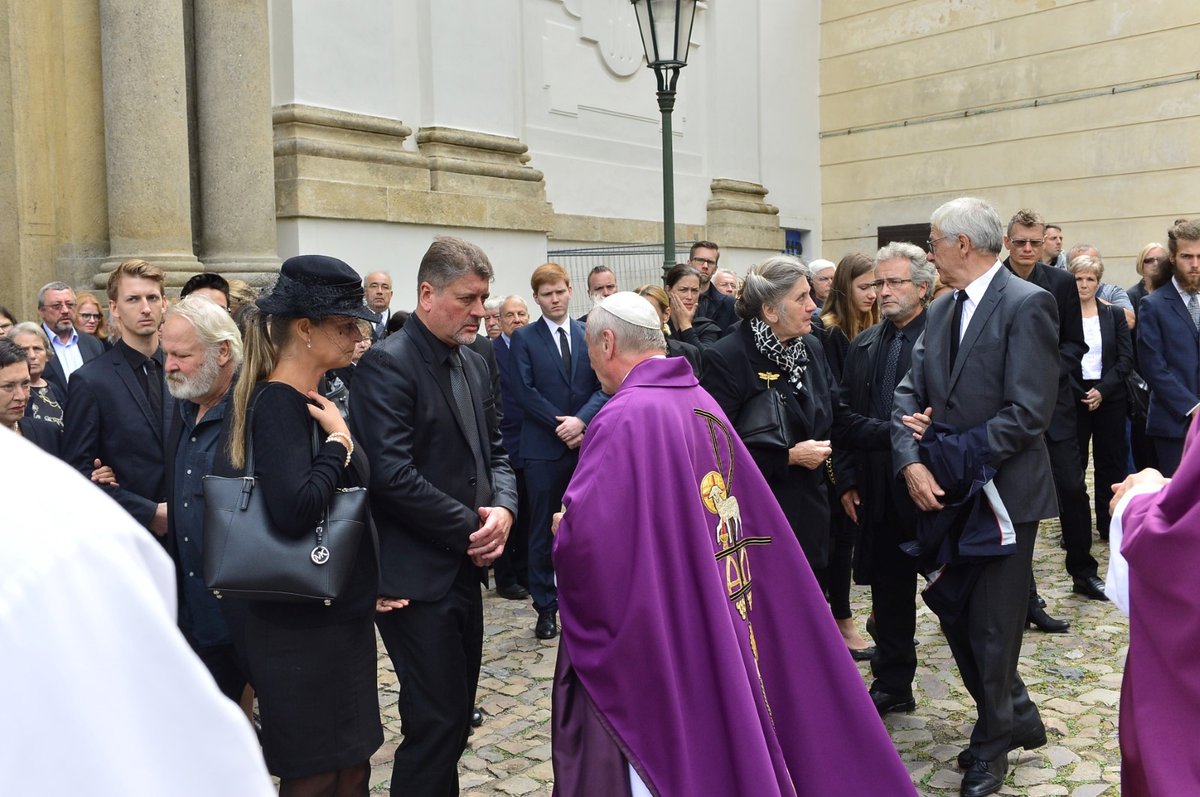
left=546, top=243, right=694, bottom=318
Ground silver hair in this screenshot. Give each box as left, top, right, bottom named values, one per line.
left=875, top=242, right=937, bottom=302
left=484, top=296, right=505, bottom=313
left=37, top=281, right=73, bottom=307
left=164, top=295, right=244, bottom=367
left=1068, top=254, right=1104, bottom=280
left=584, top=304, right=666, bottom=355
left=736, top=255, right=811, bottom=320
left=1067, top=243, right=1100, bottom=260
left=931, top=197, right=1004, bottom=256
left=8, top=321, right=55, bottom=360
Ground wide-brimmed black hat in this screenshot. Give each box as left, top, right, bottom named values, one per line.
left=257, top=255, right=381, bottom=323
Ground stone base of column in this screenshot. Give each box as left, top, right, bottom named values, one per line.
left=93, top=252, right=203, bottom=290
left=705, top=178, right=784, bottom=250
left=198, top=255, right=282, bottom=287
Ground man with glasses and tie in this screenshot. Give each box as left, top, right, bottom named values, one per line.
left=350, top=237, right=517, bottom=796
left=834, top=242, right=934, bottom=718
left=1136, top=218, right=1200, bottom=476
left=690, top=240, right=738, bottom=333
left=509, top=263, right=607, bottom=640
left=36, top=281, right=106, bottom=395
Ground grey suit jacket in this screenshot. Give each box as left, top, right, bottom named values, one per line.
left=891, top=265, right=1059, bottom=524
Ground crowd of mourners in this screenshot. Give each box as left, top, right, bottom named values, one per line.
left=3, top=207, right=1196, bottom=797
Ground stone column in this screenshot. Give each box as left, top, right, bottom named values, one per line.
left=98, top=0, right=200, bottom=282
left=193, top=0, right=279, bottom=282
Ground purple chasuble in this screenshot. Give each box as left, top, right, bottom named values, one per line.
left=1119, top=414, right=1200, bottom=796
left=551, top=357, right=914, bottom=796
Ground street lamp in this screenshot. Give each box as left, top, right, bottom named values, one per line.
left=630, top=0, right=698, bottom=277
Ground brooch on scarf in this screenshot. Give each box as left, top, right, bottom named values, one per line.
left=757, top=372, right=780, bottom=388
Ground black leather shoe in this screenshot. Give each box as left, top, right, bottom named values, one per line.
left=957, top=726, right=1047, bottom=769
left=1027, top=604, right=1070, bottom=633
left=959, top=756, right=1007, bottom=797
left=1072, top=575, right=1108, bottom=601
left=470, top=707, right=484, bottom=727
left=535, top=611, right=558, bottom=640
left=869, top=688, right=915, bottom=716
left=497, top=583, right=530, bottom=600
left=849, top=645, right=875, bottom=662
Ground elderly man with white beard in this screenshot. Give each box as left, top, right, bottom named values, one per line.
left=95, top=295, right=249, bottom=699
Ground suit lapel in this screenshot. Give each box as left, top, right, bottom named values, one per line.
left=949, top=269, right=1005, bottom=392
left=114, top=356, right=160, bottom=441
left=1164, top=288, right=1200, bottom=340
left=569, top=320, right=587, bottom=383
left=537, top=321, right=569, bottom=383
left=407, top=324, right=477, bottom=449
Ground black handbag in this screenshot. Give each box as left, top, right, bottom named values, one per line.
left=202, top=396, right=369, bottom=605
left=1125, top=370, right=1150, bottom=422
left=734, top=387, right=794, bottom=450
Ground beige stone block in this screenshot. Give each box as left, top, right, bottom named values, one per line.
left=279, top=178, right=389, bottom=222
left=430, top=170, right=544, bottom=200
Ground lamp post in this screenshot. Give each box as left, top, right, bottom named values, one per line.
left=630, top=0, right=698, bottom=277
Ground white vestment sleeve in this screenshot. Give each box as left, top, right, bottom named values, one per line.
left=1105, top=483, right=1165, bottom=615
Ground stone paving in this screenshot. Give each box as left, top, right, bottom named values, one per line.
left=366, top=521, right=1126, bottom=796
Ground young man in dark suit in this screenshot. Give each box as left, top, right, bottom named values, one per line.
left=895, top=197, right=1059, bottom=797
left=350, top=237, right=517, bottom=797
left=509, top=263, right=607, bottom=639
left=63, top=260, right=174, bottom=536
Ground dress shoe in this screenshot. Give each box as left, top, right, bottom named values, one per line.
left=470, top=707, right=484, bottom=728
left=1026, top=604, right=1070, bottom=633
left=957, top=726, right=1047, bottom=769
left=1072, top=575, right=1108, bottom=601
left=535, top=611, right=558, bottom=640
left=496, top=583, right=530, bottom=600
left=849, top=645, right=875, bottom=662
left=959, top=756, right=1007, bottom=797
left=869, top=688, right=915, bottom=716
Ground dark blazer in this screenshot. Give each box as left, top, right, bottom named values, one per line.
left=1137, top=284, right=1200, bottom=440
left=701, top=321, right=887, bottom=568
left=697, top=283, right=737, bottom=333
left=349, top=315, right=518, bottom=602
left=18, top=416, right=62, bottom=459
left=893, top=266, right=1059, bottom=524
left=62, top=343, right=174, bottom=529
left=667, top=315, right=721, bottom=354
left=509, top=318, right=607, bottom=462
left=465, top=335, right=502, bottom=406
left=1004, top=258, right=1086, bottom=441
left=1076, top=303, right=1133, bottom=402
left=44, top=329, right=106, bottom=396
left=493, top=335, right=525, bottom=466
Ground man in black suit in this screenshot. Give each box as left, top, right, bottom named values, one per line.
left=63, top=260, right=174, bottom=536
left=896, top=197, right=1059, bottom=797
left=836, top=241, right=934, bottom=717
left=490, top=294, right=532, bottom=599
left=690, top=241, right=737, bottom=332
left=364, top=271, right=394, bottom=340
left=1003, top=209, right=1107, bottom=607
left=37, top=281, right=106, bottom=395
left=350, top=236, right=517, bottom=797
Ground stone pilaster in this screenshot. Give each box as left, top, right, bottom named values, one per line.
left=192, top=0, right=279, bottom=283
left=98, top=0, right=200, bottom=285
left=705, top=179, right=784, bottom=250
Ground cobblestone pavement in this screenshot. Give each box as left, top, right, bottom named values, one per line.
left=367, top=521, right=1126, bottom=796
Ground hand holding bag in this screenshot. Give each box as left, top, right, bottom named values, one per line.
left=202, top=394, right=368, bottom=604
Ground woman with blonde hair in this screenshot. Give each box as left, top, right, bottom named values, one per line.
left=73, top=291, right=112, bottom=346
left=818, top=252, right=879, bottom=381
left=634, top=283, right=701, bottom=375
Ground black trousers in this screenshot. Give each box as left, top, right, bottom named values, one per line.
left=1075, top=387, right=1130, bottom=538
left=942, top=522, right=1043, bottom=762
left=1045, top=432, right=1097, bottom=579
left=816, top=496, right=857, bottom=620
left=492, top=466, right=529, bottom=590
left=376, top=562, right=483, bottom=797
left=1151, top=435, right=1184, bottom=476
left=525, top=451, right=578, bottom=615
left=867, top=509, right=918, bottom=697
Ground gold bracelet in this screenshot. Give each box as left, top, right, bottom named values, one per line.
left=326, top=432, right=353, bottom=467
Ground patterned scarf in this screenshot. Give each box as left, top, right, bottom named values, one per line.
left=750, top=317, right=809, bottom=391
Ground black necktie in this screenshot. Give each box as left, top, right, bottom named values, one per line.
left=879, top=330, right=904, bottom=411
left=949, top=290, right=967, bottom=365
left=449, top=351, right=490, bottom=509
left=144, top=358, right=163, bottom=423
left=558, top=327, right=572, bottom=375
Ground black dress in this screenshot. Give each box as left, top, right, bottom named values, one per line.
left=216, top=381, right=381, bottom=778
left=25, top=383, right=65, bottom=427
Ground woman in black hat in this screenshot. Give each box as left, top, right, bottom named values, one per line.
left=219, top=255, right=389, bottom=796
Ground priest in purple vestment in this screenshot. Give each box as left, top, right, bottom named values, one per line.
left=550, top=293, right=915, bottom=797
left=1110, top=412, right=1200, bottom=797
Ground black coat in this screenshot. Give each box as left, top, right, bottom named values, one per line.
left=349, top=315, right=518, bottom=602
left=1075, top=303, right=1133, bottom=403
left=697, top=283, right=738, bottom=333
left=18, top=416, right=62, bottom=459
left=44, top=329, right=106, bottom=396
left=62, top=343, right=174, bottom=530
left=701, top=321, right=887, bottom=568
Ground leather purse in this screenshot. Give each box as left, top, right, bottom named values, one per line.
left=734, top=387, right=795, bottom=450
left=1124, top=370, right=1150, bottom=422
left=202, top=395, right=368, bottom=605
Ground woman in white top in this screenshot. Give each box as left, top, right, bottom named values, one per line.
left=1071, top=253, right=1134, bottom=541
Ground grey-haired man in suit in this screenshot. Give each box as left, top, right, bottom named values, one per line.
left=893, top=197, right=1059, bottom=797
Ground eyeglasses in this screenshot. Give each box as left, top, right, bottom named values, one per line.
left=0, top=379, right=31, bottom=395
left=690, top=257, right=717, bottom=266
left=42, top=302, right=76, bottom=311
left=1009, top=239, right=1044, bottom=249
left=1143, top=256, right=1162, bottom=265
left=78, top=313, right=102, bottom=321
left=869, top=278, right=915, bottom=290
left=926, top=236, right=954, bottom=252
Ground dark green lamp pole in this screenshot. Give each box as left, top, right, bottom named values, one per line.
left=630, top=0, right=698, bottom=278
